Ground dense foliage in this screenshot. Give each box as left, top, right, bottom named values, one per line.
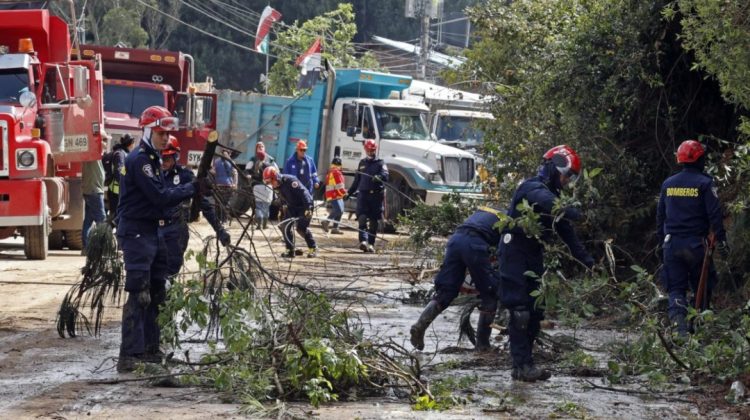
left=444, top=0, right=748, bottom=271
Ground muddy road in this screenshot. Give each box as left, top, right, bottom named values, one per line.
left=0, top=215, right=737, bottom=419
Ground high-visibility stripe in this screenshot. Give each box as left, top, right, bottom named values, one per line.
left=478, top=206, right=504, bottom=217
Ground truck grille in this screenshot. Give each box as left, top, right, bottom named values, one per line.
left=442, top=156, right=474, bottom=183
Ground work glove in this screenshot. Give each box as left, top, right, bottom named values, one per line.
left=304, top=208, right=313, bottom=219
left=372, top=175, right=383, bottom=184
left=192, top=177, right=213, bottom=196
left=314, top=182, right=320, bottom=190
left=137, top=288, right=151, bottom=307
left=717, top=240, right=730, bottom=259
left=218, top=229, right=231, bottom=247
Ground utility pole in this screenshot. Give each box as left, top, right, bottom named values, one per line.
left=418, top=0, right=430, bottom=80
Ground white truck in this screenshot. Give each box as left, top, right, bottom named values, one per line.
left=216, top=65, right=481, bottom=222
left=404, top=80, right=494, bottom=155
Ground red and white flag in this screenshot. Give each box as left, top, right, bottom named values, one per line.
left=295, top=38, right=322, bottom=69
left=254, top=6, right=282, bottom=54
left=296, top=38, right=323, bottom=89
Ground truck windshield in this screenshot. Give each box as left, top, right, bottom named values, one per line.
left=374, top=107, right=429, bottom=140
left=436, top=116, right=486, bottom=143
left=104, top=85, right=165, bottom=117
left=0, top=69, right=30, bottom=103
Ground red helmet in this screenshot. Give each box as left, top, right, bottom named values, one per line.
left=676, top=140, right=705, bottom=164
left=364, top=139, right=377, bottom=152
left=263, top=166, right=279, bottom=184
left=161, top=135, right=181, bottom=157
left=139, top=106, right=179, bottom=132
left=543, top=144, right=581, bottom=176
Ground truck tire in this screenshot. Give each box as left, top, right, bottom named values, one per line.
left=24, top=215, right=49, bottom=260
left=64, top=230, right=84, bottom=250
left=48, top=230, right=64, bottom=250
left=228, top=176, right=254, bottom=217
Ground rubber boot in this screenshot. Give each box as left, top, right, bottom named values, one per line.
left=511, top=364, right=551, bottom=382
left=669, top=312, right=689, bottom=338
left=475, top=311, right=494, bottom=352
left=409, top=301, right=442, bottom=351
left=262, top=218, right=268, bottom=229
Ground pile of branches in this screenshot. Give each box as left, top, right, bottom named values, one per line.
left=56, top=223, right=123, bottom=337
left=159, top=233, right=431, bottom=408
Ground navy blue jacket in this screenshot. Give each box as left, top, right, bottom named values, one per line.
left=283, top=153, right=319, bottom=193
left=276, top=174, right=313, bottom=209
left=656, top=167, right=726, bottom=242
left=457, top=208, right=503, bottom=246
left=117, top=139, right=195, bottom=224
left=348, top=157, right=389, bottom=194
left=505, top=175, right=592, bottom=267
left=164, top=165, right=223, bottom=233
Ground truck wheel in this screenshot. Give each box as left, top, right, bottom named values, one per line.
left=64, top=230, right=84, bottom=250
left=49, top=230, right=64, bottom=250
left=228, top=176, right=254, bottom=217
left=24, top=215, right=49, bottom=260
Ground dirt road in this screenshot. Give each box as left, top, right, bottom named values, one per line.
left=0, top=217, right=733, bottom=418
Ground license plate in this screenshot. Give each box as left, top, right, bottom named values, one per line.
left=187, top=150, right=203, bottom=167
left=63, top=134, right=88, bottom=152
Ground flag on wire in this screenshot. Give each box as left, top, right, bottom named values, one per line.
left=254, top=6, right=282, bottom=54
left=296, top=38, right=322, bottom=89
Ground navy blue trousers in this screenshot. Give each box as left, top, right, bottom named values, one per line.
left=498, top=236, right=545, bottom=368
left=433, top=232, right=498, bottom=313
left=117, top=224, right=168, bottom=357
left=662, top=235, right=716, bottom=322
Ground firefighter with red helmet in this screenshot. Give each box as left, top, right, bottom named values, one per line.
left=347, top=139, right=389, bottom=253
left=656, top=140, right=728, bottom=336
left=498, top=145, right=594, bottom=382
left=116, top=105, right=210, bottom=372
left=263, top=166, right=318, bottom=258
left=161, top=136, right=230, bottom=276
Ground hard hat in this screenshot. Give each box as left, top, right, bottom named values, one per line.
left=296, top=140, right=308, bottom=151
left=139, top=106, right=179, bottom=132
left=263, top=166, right=279, bottom=184
left=161, top=135, right=181, bottom=157
left=331, top=156, right=342, bottom=166
left=364, top=139, right=377, bottom=152
left=676, top=140, right=705, bottom=164
left=543, top=144, right=581, bottom=176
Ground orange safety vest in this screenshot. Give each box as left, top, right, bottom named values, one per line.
left=325, top=167, right=347, bottom=201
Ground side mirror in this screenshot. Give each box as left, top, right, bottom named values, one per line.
left=346, top=126, right=357, bottom=137
left=19, top=91, right=37, bottom=109
left=72, top=66, right=89, bottom=98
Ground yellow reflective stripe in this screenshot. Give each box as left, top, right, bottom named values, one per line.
left=478, top=206, right=503, bottom=217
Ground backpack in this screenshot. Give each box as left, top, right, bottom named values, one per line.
left=102, top=151, right=116, bottom=186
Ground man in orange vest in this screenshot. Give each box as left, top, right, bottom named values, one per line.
left=322, top=157, right=347, bottom=234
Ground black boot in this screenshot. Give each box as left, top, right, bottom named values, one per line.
left=511, top=364, right=551, bottom=382
left=669, top=312, right=689, bottom=338
left=409, top=301, right=442, bottom=351
left=475, top=311, right=494, bottom=352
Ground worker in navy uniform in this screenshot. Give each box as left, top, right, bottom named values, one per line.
left=161, top=136, right=230, bottom=277
left=263, top=166, right=317, bottom=258
left=499, top=145, right=594, bottom=382
left=115, top=106, right=210, bottom=373
left=409, top=206, right=502, bottom=352
left=656, top=140, right=728, bottom=336
left=283, top=140, right=319, bottom=194
left=347, top=139, right=389, bottom=253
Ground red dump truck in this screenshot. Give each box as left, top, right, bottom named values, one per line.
left=0, top=8, right=105, bottom=259
left=73, top=44, right=217, bottom=166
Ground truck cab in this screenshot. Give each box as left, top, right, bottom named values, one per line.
left=0, top=9, right=105, bottom=259
left=431, top=109, right=494, bottom=154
